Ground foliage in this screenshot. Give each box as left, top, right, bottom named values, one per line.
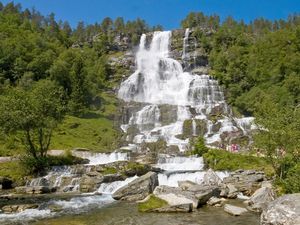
left=137, top=194, right=168, bottom=212
left=203, top=149, right=274, bottom=177
left=0, top=80, right=65, bottom=173
left=192, top=137, right=209, bottom=156
left=282, top=164, right=300, bottom=193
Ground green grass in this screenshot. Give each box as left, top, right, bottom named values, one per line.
left=50, top=92, right=121, bottom=152
left=203, top=149, right=275, bottom=177
left=0, top=161, right=29, bottom=185
left=138, top=195, right=168, bottom=212
left=102, top=167, right=118, bottom=175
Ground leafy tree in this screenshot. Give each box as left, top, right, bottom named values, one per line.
left=0, top=80, right=65, bottom=173
left=254, top=98, right=300, bottom=180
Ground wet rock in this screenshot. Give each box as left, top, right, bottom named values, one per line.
left=79, top=175, right=104, bottom=193
left=178, top=180, right=198, bottom=190
left=222, top=170, right=267, bottom=196
left=138, top=194, right=192, bottom=213
left=2, top=204, right=38, bottom=214
left=224, top=204, right=248, bottom=216
left=154, top=184, right=220, bottom=208
left=207, top=197, right=226, bottom=207
left=102, top=174, right=124, bottom=183
left=227, top=184, right=239, bottom=198
left=201, top=169, right=223, bottom=186
left=245, top=187, right=276, bottom=212
left=155, top=193, right=193, bottom=212
left=15, top=186, right=51, bottom=194
left=112, top=172, right=158, bottom=201
left=154, top=186, right=199, bottom=208
left=0, top=177, right=13, bottom=189
left=48, top=204, right=63, bottom=212
left=153, top=203, right=193, bottom=213
left=261, top=193, right=300, bottom=225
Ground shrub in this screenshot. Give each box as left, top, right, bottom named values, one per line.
left=282, top=163, right=300, bottom=193
left=192, top=137, right=209, bottom=156
left=203, top=149, right=274, bottom=177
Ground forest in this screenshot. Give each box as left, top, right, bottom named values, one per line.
left=0, top=2, right=299, bottom=194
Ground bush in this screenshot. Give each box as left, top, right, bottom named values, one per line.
left=203, top=149, right=274, bottom=177
left=282, top=163, right=300, bottom=193
left=192, top=137, right=209, bottom=156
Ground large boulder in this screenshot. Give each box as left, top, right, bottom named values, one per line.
left=261, top=193, right=300, bottom=225
left=154, top=184, right=220, bottom=208
left=222, top=170, right=266, bottom=196
left=112, top=172, right=158, bottom=201
left=154, top=185, right=199, bottom=208
left=137, top=194, right=192, bottom=213
left=245, top=187, right=276, bottom=212
left=224, top=204, right=248, bottom=216
left=79, top=175, right=104, bottom=193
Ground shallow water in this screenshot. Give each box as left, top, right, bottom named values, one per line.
left=31, top=201, right=260, bottom=225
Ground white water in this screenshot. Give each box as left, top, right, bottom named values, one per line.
left=119, top=30, right=255, bottom=150
left=0, top=209, right=53, bottom=224
left=72, top=151, right=129, bottom=165
left=154, top=155, right=204, bottom=171
left=158, top=171, right=228, bottom=187
left=98, top=175, right=138, bottom=194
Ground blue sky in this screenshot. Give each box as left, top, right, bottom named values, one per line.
left=2, top=0, right=300, bottom=29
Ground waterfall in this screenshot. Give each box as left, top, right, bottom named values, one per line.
left=154, top=154, right=204, bottom=171
left=182, top=28, right=190, bottom=69
left=97, top=176, right=138, bottom=194
left=72, top=151, right=129, bottom=165
left=118, top=30, right=256, bottom=151
left=119, top=31, right=221, bottom=150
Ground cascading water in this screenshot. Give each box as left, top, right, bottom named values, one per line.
left=119, top=30, right=255, bottom=151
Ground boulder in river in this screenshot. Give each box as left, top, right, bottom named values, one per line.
left=261, top=193, right=300, bottom=225
left=224, top=204, right=248, bottom=216
left=154, top=184, right=220, bottom=208
left=2, top=204, right=39, bottom=214
left=138, top=194, right=192, bottom=213
left=112, top=172, right=158, bottom=201
left=245, top=187, right=276, bottom=212
left=207, top=196, right=226, bottom=207
left=222, top=170, right=266, bottom=196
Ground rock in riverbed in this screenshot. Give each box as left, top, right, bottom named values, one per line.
left=2, top=204, right=39, bottom=214
left=224, top=204, right=248, bottom=216
left=245, top=187, right=276, bottom=212
left=261, top=193, right=300, bottom=225
left=112, top=172, right=158, bottom=201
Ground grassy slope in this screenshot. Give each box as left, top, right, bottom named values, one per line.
left=50, top=92, right=121, bottom=152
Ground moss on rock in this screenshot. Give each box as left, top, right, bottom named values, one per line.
left=138, top=194, right=168, bottom=212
